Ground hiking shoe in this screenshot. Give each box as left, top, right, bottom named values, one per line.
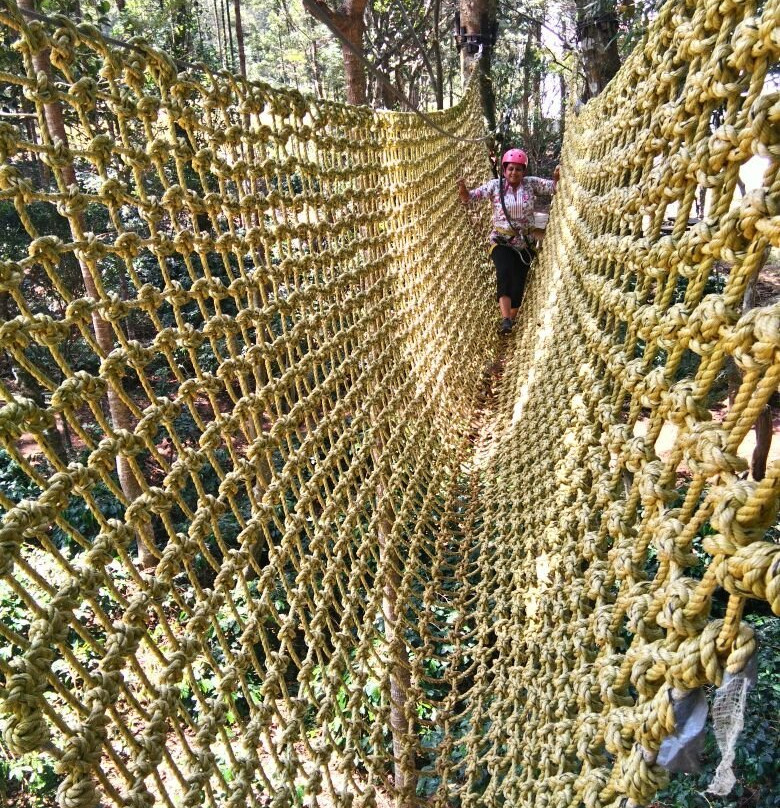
left=500, top=317, right=512, bottom=334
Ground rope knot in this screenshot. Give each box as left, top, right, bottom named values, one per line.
left=0, top=123, right=20, bottom=163
left=115, top=231, right=144, bottom=259
left=0, top=397, right=51, bottom=438
left=684, top=294, right=739, bottom=356
left=22, top=22, right=51, bottom=58
left=686, top=423, right=747, bottom=479
left=28, top=235, right=64, bottom=267
left=663, top=379, right=708, bottom=425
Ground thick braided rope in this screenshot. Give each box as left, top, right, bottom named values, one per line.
left=466, top=0, right=780, bottom=805
left=0, top=6, right=496, bottom=808
left=0, top=0, right=779, bottom=806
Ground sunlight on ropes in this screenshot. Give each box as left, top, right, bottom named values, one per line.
left=0, top=0, right=779, bottom=806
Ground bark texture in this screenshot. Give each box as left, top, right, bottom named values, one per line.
left=306, top=0, right=368, bottom=105
left=458, top=0, right=497, bottom=129
left=575, top=0, right=621, bottom=101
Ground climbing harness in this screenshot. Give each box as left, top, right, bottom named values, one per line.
left=495, top=174, right=538, bottom=266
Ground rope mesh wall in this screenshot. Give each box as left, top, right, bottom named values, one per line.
left=0, top=0, right=778, bottom=806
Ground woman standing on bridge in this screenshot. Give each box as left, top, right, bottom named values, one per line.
left=457, top=149, right=559, bottom=334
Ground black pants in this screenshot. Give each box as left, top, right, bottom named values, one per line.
left=491, top=244, right=534, bottom=308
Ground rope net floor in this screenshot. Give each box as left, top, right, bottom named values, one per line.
left=0, top=0, right=779, bottom=805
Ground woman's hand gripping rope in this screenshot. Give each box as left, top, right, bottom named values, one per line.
left=456, top=177, right=470, bottom=205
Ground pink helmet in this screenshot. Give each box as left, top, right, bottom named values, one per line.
left=501, top=148, right=528, bottom=168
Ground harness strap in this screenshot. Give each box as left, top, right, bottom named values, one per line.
left=494, top=180, right=536, bottom=264
left=498, top=175, right=521, bottom=238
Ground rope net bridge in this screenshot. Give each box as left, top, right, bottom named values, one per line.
left=0, top=0, right=778, bottom=805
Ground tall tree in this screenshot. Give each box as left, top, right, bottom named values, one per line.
left=303, top=0, right=368, bottom=104
left=171, top=0, right=195, bottom=59
left=306, top=13, right=326, bottom=97
left=364, top=0, right=447, bottom=110
left=457, top=0, right=497, bottom=129
left=430, top=0, right=444, bottom=109
left=234, top=0, right=248, bottom=77
left=225, top=0, right=237, bottom=69
left=213, top=0, right=226, bottom=66
left=575, top=0, right=621, bottom=100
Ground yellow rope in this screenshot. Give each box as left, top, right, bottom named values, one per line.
left=0, top=0, right=778, bottom=805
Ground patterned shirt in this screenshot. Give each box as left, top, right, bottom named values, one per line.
left=468, top=176, right=556, bottom=246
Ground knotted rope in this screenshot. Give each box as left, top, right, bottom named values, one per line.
left=0, top=0, right=778, bottom=806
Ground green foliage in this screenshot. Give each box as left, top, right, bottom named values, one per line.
left=0, top=752, right=61, bottom=807
left=490, top=13, right=566, bottom=177
left=0, top=448, right=126, bottom=556
left=58, top=484, right=125, bottom=548
left=308, top=651, right=392, bottom=756
left=0, top=560, right=59, bottom=805
left=0, top=449, right=41, bottom=505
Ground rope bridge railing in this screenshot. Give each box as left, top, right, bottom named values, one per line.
left=0, top=0, right=778, bottom=806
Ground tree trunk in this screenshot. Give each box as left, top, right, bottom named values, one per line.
left=575, top=0, right=621, bottom=101
left=224, top=0, right=236, bottom=69
left=520, top=29, right=531, bottom=142
left=304, top=0, right=367, bottom=105
left=171, top=0, right=193, bottom=59
left=458, top=0, right=496, bottom=129
left=477, top=44, right=496, bottom=132
left=287, top=17, right=301, bottom=90
left=19, top=0, right=157, bottom=569
left=335, top=11, right=367, bottom=105
left=308, top=16, right=325, bottom=98
left=213, top=0, right=225, bottom=67
left=376, top=55, right=394, bottom=108
left=432, top=0, right=444, bottom=109
left=559, top=12, right=568, bottom=137
left=277, top=27, right=289, bottom=85
left=751, top=406, right=772, bottom=481
left=233, top=0, right=247, bottom=78
left=532, top=21, right=541, bottom=134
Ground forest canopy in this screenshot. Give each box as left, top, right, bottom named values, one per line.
left=9, top=0, right=656, bottom=167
